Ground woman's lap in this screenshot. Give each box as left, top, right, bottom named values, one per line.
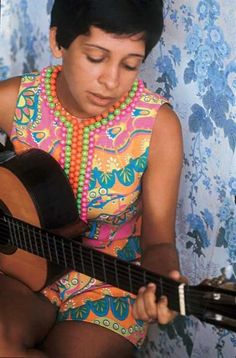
left=42, top=270, right=146, bottom=348
left=43, top=320, right=136, bottom=358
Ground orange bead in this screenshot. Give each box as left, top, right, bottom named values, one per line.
left=95, top=115, right=103, bottom=121
left=102, top=112, right=109, bottom=118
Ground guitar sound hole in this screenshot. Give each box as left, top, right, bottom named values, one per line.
left=0, top=200, right=17, bottom=255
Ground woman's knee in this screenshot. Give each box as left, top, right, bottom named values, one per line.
left=0, top=276, right=57, bottom=348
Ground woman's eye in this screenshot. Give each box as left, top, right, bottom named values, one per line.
left=86, top=56, right=103, bottom=63
left=124, top=64, right=138, bottom=71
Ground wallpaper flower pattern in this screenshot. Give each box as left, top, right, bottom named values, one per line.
left=0, top=0, right=236, bottom=357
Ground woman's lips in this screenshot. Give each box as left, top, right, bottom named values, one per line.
left=88, top=92, right=115, bottom=107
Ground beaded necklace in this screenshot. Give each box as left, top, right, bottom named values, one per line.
left=41, top=65, right=144, bottom=221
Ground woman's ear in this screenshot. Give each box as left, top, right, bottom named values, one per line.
left=49, top=27, right=62, bottom=58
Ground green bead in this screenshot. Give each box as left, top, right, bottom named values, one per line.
left=66, top=139, right=72, bottom=145
left=129, top=91, right=135, bottom=97
left=67, top=127, right=73, bottom=134
left=78, top=187, right=83, bottom=193
left=46, top=90, right=51, bottom=96
left=95, top=122, right=101, bottom=128
left=82, top=151, right=88, bottom=157
left=101, top=119, right=108, bottom=125
left=49, top=103, right=55, bottom=109
left=45, top=78, right=50, bottom=84
left=81, top=163, right=87, bottom=169
left=60, top=116, right=66, bottom=123
left=82, top=145, right=89, bottom=152
left=83, top=133, right=89, bottom=139
left=65, top=163, right=70, bottom=169
left=79, top=174, right=85, bottom=181
left=46, top=67, right=53, bottom=73
left=114, top=109, right=120, bottom=116
left=84, top=127, right=90, bottom=133
left=89, top=125, right=95, bottom=131
left=108, top=114, right=115, bottom=121
left=120, top=103, right=127, bottom=109
left=77, top=193, right=82, bottom=199
left=47, top=96, right=53, bottom=102
left=54, top=110, right=60, bottom=117
left=125, top=97, right=132, bottom=104
left=45, top=84, right=51, bottom=90
left=64, top=121, right=71, bottom=128
left=83, top=138, right=89, bottom=145
left=82, top=157, right=87, bottom=163
left=65, top=146, right=71, bottom=154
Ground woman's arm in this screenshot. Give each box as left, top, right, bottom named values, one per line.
left=0, top=77, right=21, bottom=135
left=133, top=104, right=184, bottom=323
left=141, top=104, right=183, bottom=275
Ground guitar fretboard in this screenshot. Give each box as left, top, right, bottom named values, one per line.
left=0, top=213, right=180, bottom=311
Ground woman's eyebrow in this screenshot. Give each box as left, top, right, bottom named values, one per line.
left=84, top=44, right=144, bottom=58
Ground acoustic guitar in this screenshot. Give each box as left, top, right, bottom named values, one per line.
left=0, top=148, right=236, bottom=332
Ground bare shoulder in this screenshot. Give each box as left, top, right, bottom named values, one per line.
left=154, top=103, right=182, bottom=137
left=0, top=76, right=21, bottom=134
left=148, top=103, right=183, bottom=166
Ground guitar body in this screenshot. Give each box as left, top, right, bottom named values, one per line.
left=0, top=149, right=236, bottom=332
left=0, top=149, right=79, bottom=291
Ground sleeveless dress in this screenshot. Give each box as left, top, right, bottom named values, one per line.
left=10, top=67, right=169, bottom=348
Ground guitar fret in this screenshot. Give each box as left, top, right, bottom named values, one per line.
left=20, top=221, right=28, bottom=251
left=53, top=236, right=60, bottom=265
left=32, top=227, right=40, bottom=256
left=39, top=231, right=46, bottom=259
left=61, top=239, right=67, bottom=267
left=101, top=254, right=107, bottom=284
left=79, top=245, right=85, bottom=274
left=46, top=232, right=52, bottom=261
left=69, top=241, right=76, bottom=270
left=128, top=265, right=133, bottom=293
left=11, top=219, right=19, bottom=247
left=143, top=269, right=147, bottom=286
left=17, top=222, right=24, bottom=250
left=114, top=259, right=119, bottom=288
left=90, top=250, right=95, bottom=278
left=7, top=218, right=15, bottom=246
left=27, top=224, right=34, bottom=254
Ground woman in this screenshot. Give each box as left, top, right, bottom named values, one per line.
left=0, top=0, right=183, bottom=356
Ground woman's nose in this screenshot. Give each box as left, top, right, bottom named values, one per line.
left=98, top=64, right=119, bottom=90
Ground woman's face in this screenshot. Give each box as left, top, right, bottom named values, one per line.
left=51, top=26, right=145, bottom=118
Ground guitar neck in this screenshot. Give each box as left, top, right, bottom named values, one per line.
left=0, top=213, right=181, bottom=312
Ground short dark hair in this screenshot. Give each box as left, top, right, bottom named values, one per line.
left=50, top=0, right=163, bottom=58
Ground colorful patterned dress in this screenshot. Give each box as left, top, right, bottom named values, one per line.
left=10, top=66, right=169, bottom=348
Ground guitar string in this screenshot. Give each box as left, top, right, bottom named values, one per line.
left=0, top=221, right=185, bottom=299
left=0, top=220, right=235, bottom=301
left=0, top=222, right=177, bottom=292
left=1, top=220, right=236, bottom=316
left=1, top=225, right=236, bottom=322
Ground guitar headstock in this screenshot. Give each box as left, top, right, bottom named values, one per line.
left=186, top=274, right=236, bottom=332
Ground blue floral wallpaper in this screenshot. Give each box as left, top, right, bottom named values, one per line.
left=1, top=0, right=236, bottom=357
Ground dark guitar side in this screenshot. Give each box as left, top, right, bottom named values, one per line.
left=0, top=148, right=84, bottom=291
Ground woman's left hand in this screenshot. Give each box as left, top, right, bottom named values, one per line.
left=132, top=270, right=186, bottom=324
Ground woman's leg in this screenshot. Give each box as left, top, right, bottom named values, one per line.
left=43, top=321, right=135, bottom=358
left=0, top=274, right=57, bottom=357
